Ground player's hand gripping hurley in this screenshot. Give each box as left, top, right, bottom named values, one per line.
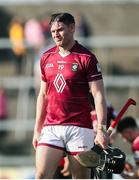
left=76, top=98, right=136, bottom=175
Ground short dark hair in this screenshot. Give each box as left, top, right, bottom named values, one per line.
left=50, top=13, right=75, bottom=26
left=117, top=116, right=137, bottom=133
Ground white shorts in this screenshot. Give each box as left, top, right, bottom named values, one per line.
left=37, top=125, right=95, bottom=155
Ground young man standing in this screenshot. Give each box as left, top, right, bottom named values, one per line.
left=32, top=12, right=108, bottom=179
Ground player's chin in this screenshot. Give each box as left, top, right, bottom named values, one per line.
left=55, top=40, right=63, bottom=46
left=57, top=43, right=63, bottom=47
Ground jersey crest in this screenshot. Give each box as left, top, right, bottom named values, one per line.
left=72, top=63, right=78, bottom=72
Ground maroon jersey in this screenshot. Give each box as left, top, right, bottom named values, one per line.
left=40, top=41, right=102, bottom=128
left=132, top=136, right=139, bottom=165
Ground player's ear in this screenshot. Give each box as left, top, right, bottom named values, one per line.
left=69, top=23, right=75, bottom=33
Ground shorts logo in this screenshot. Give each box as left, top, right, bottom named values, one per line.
left=72, top=63, right=78, bottom=71
left=78, top=146, right=88, bottom=149
left=53, top=73, right=66, bottom=93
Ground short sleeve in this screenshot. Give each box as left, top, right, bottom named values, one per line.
left=86, top=54, right=102, bottom=82
left=40, top=55, right=47, bottom=82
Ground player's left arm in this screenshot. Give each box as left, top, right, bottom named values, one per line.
left=89, top=79, right=109, bottom=148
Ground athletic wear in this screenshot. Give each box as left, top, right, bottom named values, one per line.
left=40, top=41, right=102, bottom=128
left=38, top=125, right=95, bottom=154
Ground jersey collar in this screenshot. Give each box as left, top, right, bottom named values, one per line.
left=56, top=40, right=78, bottom=54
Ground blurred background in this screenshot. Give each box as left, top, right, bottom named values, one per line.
left=0, top=0, right=139, bottom=178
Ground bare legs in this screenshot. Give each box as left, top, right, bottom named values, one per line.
left=35, top=146, right=64, bottom=179
left=69, top=155, right=91, bottom=179
left=35, top=145, right=91, bottom=179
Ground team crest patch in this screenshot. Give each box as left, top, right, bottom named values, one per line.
left=72, top=63, right=78, bottom=71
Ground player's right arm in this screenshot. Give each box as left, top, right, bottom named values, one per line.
left=32, top=80, right=48, bottom=149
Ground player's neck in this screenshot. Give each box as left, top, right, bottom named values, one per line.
left=59, top=40, right=75, bottom=54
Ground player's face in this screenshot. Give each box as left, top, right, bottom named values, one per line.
left=50, top=21, right=75, bottom=48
